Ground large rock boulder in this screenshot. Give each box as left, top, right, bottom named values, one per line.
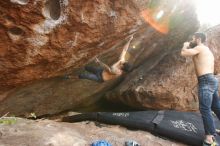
left=0, top=0, right=200, bottom=116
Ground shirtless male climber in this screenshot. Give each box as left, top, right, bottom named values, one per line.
left=78, top=35, right=133, bottom=82
left=181, top=32, right=220, bottom=146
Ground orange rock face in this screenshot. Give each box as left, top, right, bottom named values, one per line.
left=0, top=0, right=142, bottom=89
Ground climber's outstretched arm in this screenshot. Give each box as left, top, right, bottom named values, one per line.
left=119, top=35, right=134, bottom=62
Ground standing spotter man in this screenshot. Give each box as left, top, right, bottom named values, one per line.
left=181, top=32, right=220, bottom=146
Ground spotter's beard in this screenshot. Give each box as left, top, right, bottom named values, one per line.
left=189, top=41, right=197, bottom=48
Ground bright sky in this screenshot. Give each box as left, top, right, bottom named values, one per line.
left=194, top=0, right=220, bottom=26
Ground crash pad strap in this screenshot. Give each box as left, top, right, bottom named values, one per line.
left=152, top=110, right=164, bottom=125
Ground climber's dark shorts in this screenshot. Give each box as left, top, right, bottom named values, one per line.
left=79, top=66, right=104, bottom=82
